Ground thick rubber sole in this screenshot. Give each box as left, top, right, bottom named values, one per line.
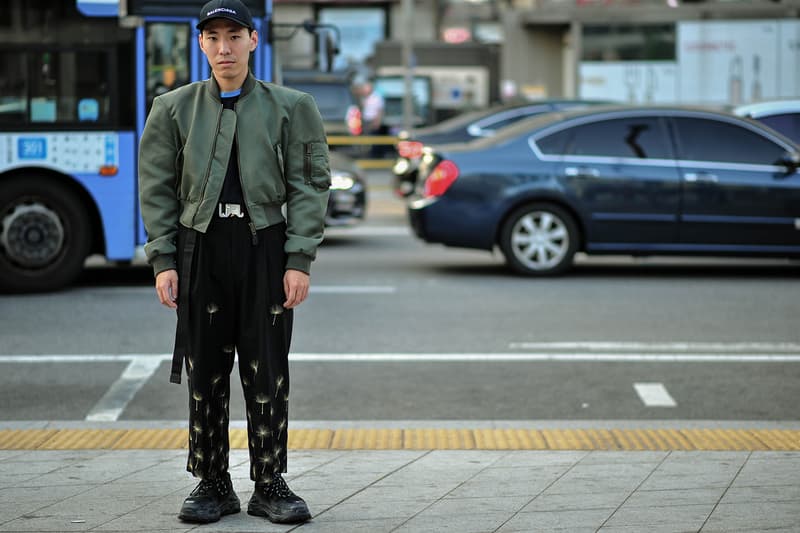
left=178, top=492, right=241, bottom=524
left=247, top=498, right=312, bottom=524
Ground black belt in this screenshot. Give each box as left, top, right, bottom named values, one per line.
left=170, top=229, right=197, bottom=384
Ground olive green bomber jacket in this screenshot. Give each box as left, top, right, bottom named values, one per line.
left=138, top=73, right=331, bottom=276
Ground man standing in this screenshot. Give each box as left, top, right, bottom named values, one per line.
left=138, top=0, right=329, bottom=525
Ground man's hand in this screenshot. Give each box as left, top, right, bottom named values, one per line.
left=156, top=269, right=179, bottom=309
left=283, top=269, right=310, bottom=309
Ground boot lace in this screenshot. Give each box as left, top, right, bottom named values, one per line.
left=260, top=474, right=295, bottom=499
left=191, top=475, right=230, bottom=497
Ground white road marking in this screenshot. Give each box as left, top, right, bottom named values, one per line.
left=325, top=226, right=410, bottom=237
left=85, top=357, right=163, bottom=421
left=311, top=285, right=396, bottom=294
left=2, top=352, right=800, bottom=363
left=509, top=341, right=800, bottom=352
left=635, top=383, right=677, bottom=407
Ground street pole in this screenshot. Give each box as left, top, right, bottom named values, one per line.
left=401, top=0, right=414, bottom=132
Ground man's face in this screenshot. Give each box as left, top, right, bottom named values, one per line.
left=199, top=19, right=257, bottom=84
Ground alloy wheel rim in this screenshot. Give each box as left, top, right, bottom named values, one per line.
left=510, top=211, right=569, bottom=270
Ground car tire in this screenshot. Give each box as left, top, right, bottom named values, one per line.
left=499, top=203, right=579, bottom=276
left=0, top=176, right=91, bottom=292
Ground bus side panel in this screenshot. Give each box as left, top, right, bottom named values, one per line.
left=75, top=131, right=137, bottom=261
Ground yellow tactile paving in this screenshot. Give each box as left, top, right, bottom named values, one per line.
left=0, top=428, right=798, bottom=451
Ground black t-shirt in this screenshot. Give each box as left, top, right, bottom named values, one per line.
left=219, top=91, right=245, bottom=207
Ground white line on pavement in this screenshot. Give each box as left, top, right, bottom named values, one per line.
left=2, top=352, right=800, bottom=363
left=508, top=341, right=800, bottom=352
left=634, top=383, right=678, bottom=407
left=325, top=226, right=410, bottom=236
left=85, top=357, right=163, bottom=421
left=311, top=286, right=397, bottom=294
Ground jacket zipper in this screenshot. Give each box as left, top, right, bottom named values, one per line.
left=304, top=142, right=312, bottom=182
left=191, top=106, right=224, bottom=227
left=233, top=99, right=258, bottom=246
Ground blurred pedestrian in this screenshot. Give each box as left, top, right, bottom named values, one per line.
left=357, top=78, right=386, bottom=156
left=358, top=79, right=385, bottom=135
left=138, top=0, right=330, bottom=525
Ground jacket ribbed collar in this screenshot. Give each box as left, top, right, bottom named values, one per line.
left=205, top=71, right=256, bottom=102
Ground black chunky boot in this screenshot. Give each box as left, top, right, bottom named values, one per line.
left=178, top=472, right=240, bottom=523
left=247, top=474, right=311, bottom=524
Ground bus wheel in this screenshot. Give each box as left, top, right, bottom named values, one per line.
left=0, top=176, right=91, bottom=292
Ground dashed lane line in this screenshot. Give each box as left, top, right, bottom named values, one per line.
left=509, top=341, right=800, bottom=352
left=634, top=383, right=678, bottom=407
left=85, top=358, right=162, bottom=422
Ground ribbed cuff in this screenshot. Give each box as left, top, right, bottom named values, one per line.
left=286, top=253, right=311, bottom=274
left=151, top=254, right=177, bottom=277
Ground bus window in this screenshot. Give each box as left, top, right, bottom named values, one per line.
left=0, top=54, right=28, bottom=123
left=146, top=23, right=191, bottom=112
left=20, top=49, right=112, bottom=124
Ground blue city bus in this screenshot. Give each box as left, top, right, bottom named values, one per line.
left=0, top=0, right=274, bottom=292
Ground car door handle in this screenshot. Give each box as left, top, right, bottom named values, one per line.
left=684, top=172, right=718, bottom=183
left=564, top=166, right=600, bottom=178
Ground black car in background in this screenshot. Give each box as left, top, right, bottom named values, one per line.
left=392, top=100, right=610, bottom=197
left=326, top=151, right=366, bottom=226
left=409, top=106, right=800, bottom=275
left=735, top=100, right=800, bottom=145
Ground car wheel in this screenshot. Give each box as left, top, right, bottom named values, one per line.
left=0, top=176, right=91, bottom=292
left=500, top=203, right=579, bottom=276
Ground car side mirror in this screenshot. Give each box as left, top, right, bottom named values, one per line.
left=779, top=151, right=800, bottom=175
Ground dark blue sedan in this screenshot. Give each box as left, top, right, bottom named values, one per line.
left=408, top=106, right=800, bottom=275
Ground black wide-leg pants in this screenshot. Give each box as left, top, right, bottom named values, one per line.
left=176, top=217, right=292, bottom=482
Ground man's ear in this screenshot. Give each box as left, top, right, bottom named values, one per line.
left=198, top=32, right=205, bottom=53
left=250, top=30, right=258, bottom=52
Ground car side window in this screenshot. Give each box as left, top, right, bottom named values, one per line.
left=537, top=117, right=671, bottom=159
left=472, top=106, right=547, bottom=136
left=672, top=117, right=786, bottom=165
left=757, top=113, right=800, bottom=144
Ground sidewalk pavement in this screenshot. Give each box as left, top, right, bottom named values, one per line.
left=2, top=425, right=799, bottom=532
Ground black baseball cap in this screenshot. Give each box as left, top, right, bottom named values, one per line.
left=196, top=0, right=254, bottom=31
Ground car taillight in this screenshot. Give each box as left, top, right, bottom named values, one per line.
left=397, top=140, right=424, bottom=159
left=424, top=160, right=459, bottom=198
left=346, top=106, right=362, bottom=136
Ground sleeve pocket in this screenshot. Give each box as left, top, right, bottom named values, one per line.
left=304, top=141, right=331, bottom=191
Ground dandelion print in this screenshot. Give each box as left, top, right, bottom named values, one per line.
left=274, top=375, right=285, bottom=399
left=206, top=302, right=219, bottom=325
left=255, top=393, right=270, bottom=414
left=256, top=425, right=270, bottom=447
left=193, top=449, right=204, bottom=470
left=258, top=452, right=273, bottom=476
left=187, top=356, right=195, bottom=372
left=269, top=304, right=283, bottom=326
left=192, top=391, right=203, bottom=411
left=250, top=359, right=259, bottom=378
left=272, top=445, right=282, bottom=464
left=192, top=422, right=203, bottom=444
left=276, top=418, right=287, bottom=440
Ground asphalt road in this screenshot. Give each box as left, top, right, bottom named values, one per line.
left=1, top=171, right=799, bottom=423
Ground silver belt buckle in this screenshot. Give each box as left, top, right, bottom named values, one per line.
left=218, top=203, right=243, bottom=218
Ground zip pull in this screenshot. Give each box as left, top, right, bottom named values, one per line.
left=248, top=221, right=259, bottom=245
